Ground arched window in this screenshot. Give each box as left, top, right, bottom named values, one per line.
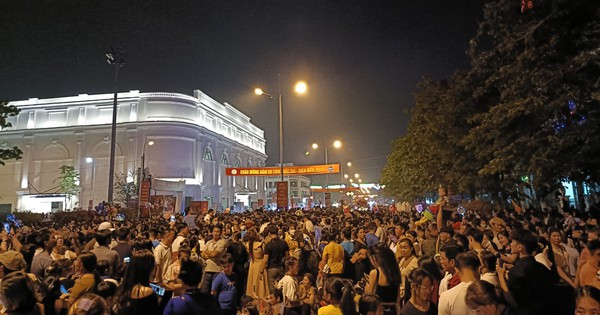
left=247, top=159, right=253, bottom=167
left=235, top=157, right=241, bottom=167
left=221, top=152, right=229, bottom=165
left=203, top=147, right=213, bottom=161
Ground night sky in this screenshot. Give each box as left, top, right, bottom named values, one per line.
left=0, top=0, right=483, bottom=184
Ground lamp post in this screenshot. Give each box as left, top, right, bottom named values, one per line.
left=255, top=78, right=307, bottom=209
left=310, top=140, right=341, bottom=206
left=86, top=157, right=95, bottom=210
left=106, top=46, right=125, bottom=204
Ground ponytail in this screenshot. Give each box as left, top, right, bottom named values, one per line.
left=340, top=280, right=357, bottom=315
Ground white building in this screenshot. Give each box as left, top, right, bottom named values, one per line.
left=0, top=90, right=267, bottom=213
left=264, top=171, right=311, bottom=209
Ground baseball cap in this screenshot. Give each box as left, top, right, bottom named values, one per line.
left=98, top=222, right=115, bottom=231
left=0, top=250, right=26, bottom=271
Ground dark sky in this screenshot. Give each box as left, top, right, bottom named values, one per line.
left=0, top=0, right=483, bottom=184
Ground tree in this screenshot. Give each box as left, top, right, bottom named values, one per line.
left=0, top=101, right=23, bottom=166
left=55, top=165, right=80, bottom=210
left=114, top=170, right=139, bottom=208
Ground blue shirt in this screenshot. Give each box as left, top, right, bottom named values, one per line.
left=211, top=272, right=237, bottom=310
left=341, top=241, right=354, bottom=255
left=365, top=232, right=379, bottom=248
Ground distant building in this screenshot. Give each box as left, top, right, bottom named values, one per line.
left=0, top=90, right=267, bottom=213
left=264, top=166, right=311, bottom=209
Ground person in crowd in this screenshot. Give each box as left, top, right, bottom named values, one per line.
left=357, top=294, right=383, bottom=315
left=245, top=227, right=270, bottom=299
left=401, top=268, right=437, bottom=315
left=182, top=208, right=197, bottom=229
left=575, top=286, right=600, bottom=315
left=437, top=227, right=454, bottom=254
left=67, top=293, right=108, bottom=315
left=201, top=224, right=228, bottom=294
left=318, top=277, right=356, bottom=315
left=438, top=251, right=480, bottom=315
left=365, top=244, right=400, bottom=315
left=396, top=238, right=419, bottom=303
left=340, top=227, right=355, bottom=280
left=277, top=257, right=302, bottom=315
left=478, top=250, right=499, bottom=287
left=264, top=225, right=289, bottom=294
left=365, top=222, right=379, bottom=249
left=116, top=249, right=160, bottom=315
left=90, top=230, right=119, bottom=277
left=466, top=227, right=485, bottom=254
left=153, top=229, right=174, bottom=283
left=405, top=230, right=422, bottom=257
left=465, top=280, right=516, bottom=315
left=546, top=227, right=576, bottom=287
left=211, top=253, right=238, bottom=315
left=439, top=244, right=462, bottom=295
left=577, top=239, right=600, bottom=288
left=30, top=235, right=54, bottom=279
left=351, top=227, right=370, bottom=283
left=163, top=257, right=219, bottom=315
left=170, top=223, right=189, bottom=261
left=227, top=231, right=249, bottom=307
left=113, top=227, right=133, bottom=264
left=320, top=229, right=345, bottom=278
left=0, top=271, right=43, bottom=315
left=495, top=231, right=518, bottom=266
left=421, top=224, right=438, bottom=257
left=417, top=255, right=443, bottom=304
left=299, top=273, right=316, bottom=315
left=497, top=228, right=556, bottom=315
left=66, top=252, right=102, bottom=307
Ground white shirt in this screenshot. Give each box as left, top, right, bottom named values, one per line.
left=480, top=272, right=498, bottom=287
left=439, top=272, right=452, bottom=296
left=153, top=242, right=172, bottom=281
left=562, top=242, right=579, bottom=277
left=204, top=238, right=227, bottom=273
left=438, top=281, right=477, bottom=315
left=171, top=235, right=186, bottom=253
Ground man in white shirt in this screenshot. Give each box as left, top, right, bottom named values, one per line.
left=153, top=229, right=175, bottom=283
left=200, top=224, right=228, bottom=293
left=438, top=252, right=480, bottom=315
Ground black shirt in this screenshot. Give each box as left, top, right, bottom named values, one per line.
left=265, top=237, right=289, bottom=269
left=506, top=256, right=556, bottom=315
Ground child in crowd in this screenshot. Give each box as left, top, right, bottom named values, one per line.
left=277, top=257, right=302, bottom=315
left=211, top=253, right=238, bottom=315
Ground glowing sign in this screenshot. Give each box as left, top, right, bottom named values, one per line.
left=225, top=164, right=340, bottom=176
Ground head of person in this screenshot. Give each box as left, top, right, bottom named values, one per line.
left=221, top=253, right=234, bottom=276
left=439, top=244, right=462, bottom=274
left=95, top=229, right=112, bottom=247
left=0, top=271, right=40, bottom=313
left=428, top=224, right=439, bottom=238
left=588, top=227, right=600, bottom=242
left=548, top=227, right=563, bottom=247
left=406, top=268, right=434, bottom=305
left=509, top=229, right=538, bottom=256
left=398, top=238, right=416, bottom=259
left=0, top=251, right=27, bottom=278
left=357, top=227, right=366, bottom=241
left=161, top=229, right=176, bottom=246
left=576, top=286, right=600, bottom=315
left=324, top=278, right=355, bottom=315
left=116, top=227, right=130, bottom=242
left=68, top=293, right=109, bottom=315
left=455, top=252, right=481, bottom=279
left=465, top=280, right=505, bottom=315
left=78, top=251, right=98, bottom=274
left=358, top=294, right=383, bottom=315
left=586, top=239, right=600, bottom=267
left=417, top=255, right=444, bottom=281
left=439, top=227, right=454, bottom=242
left=465, top=227, right=483, bottom=248
left=367, top=222, right=377, bottom=233
left=370, top=243, right=401, bottom=283
left=497, top=231, right=510, bottom=248
left=478, top=250, right=497, bottom=274
left=283, top=257, right=299, bottom=276
left=453, top=234, right=470, bottom=252
left=178, top=257, right=204, bottom=288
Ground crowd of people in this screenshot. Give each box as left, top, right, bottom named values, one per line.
left=0, top=198, right=599, bottom=315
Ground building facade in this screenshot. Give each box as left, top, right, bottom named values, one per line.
left=0, top=90, right=267, bottom=213
left=264, top=173, right=312, bottom=209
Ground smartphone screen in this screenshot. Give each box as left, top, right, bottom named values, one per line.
left=170, top=215, right=175, bottom=222
left=60, top=284, right=68, bottom=294
left=150, top=283, right=165, bottom=296
left=3, top=223, right=10, bottom=234
left=124, top=257, right=130, bottom=263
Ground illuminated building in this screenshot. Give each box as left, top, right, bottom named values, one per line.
left=0, top=90, right=267, bottom=213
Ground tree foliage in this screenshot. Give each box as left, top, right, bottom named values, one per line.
left=114, top=171, right=139, bottom=208
left=0, top=101, right=23, bottom=166
left=55, top=165, right=80, bottom=196
left=382, top=0, right=600, bottom=202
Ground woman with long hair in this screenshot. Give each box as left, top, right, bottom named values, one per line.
left=397, top=238, right=419, bottom=304
left=495, top=231, right=518, bottom=265
left=576, top=286, right=600, bottom=315
left=352, top=227, right=371, bottom=283
left=365, top=244, right=401, bottom=315
left=401, top=269, right=437, bottom=315
left=245, top=227, right=270, bottom=299
left=417, top=255, right=443, bottom=304
left=545, top=227, right=575, bottom=287
left=0, top=271, right=43, bottom=315
left=67, top=252, right=102, bottom=306
left=318, top=278, right=357, bottom=315
left=116, top=249, right=160, bottom=315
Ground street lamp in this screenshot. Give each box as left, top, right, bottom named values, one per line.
left=310, top=140, right=342, bottom=205
left=354, top=173, right=360, bottom=179
left=86, top=157, right=96, bottom=210
left=141, top=140, right=154, bottom=180
left=106, top=46, right=126, bottom=204
left=254, top=79, right=307, bottom=181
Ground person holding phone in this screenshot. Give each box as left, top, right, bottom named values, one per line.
left=116, top=249, right=160, bottom=315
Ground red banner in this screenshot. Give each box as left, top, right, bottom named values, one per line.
left=276, top=181, right=288, bottom=209
left=190, top=201, right=209, bottom=215
left=226, top=164, right=340, bottom=176
left=140, top=180, right=151, bottom=204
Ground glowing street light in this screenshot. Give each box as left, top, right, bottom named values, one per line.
left=354, top=173, right=360, bottom=179
left=344, top=174, right=349, bottom=179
